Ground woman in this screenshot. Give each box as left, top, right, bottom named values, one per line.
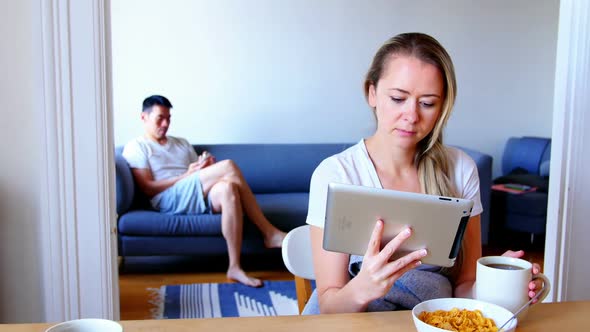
left=305, top=33, right=541, bottom=314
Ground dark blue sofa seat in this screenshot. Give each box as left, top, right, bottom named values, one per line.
left=115, top=143, right=493, bottom=261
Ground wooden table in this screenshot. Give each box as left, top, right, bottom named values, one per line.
left=3, top=301, right=589, bottom=331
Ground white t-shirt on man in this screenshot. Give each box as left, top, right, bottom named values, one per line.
left=305, top=139, right=483, bottom=228
left=122, top=136, right=198, bottom=207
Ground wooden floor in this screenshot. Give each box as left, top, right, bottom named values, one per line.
left=119, top=246, right=544, bottom=320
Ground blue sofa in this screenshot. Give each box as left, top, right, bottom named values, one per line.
left=115, top=144, right=493, bottom=262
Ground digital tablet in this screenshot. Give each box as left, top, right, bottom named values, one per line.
left=323, top=183, right=474, bottom=267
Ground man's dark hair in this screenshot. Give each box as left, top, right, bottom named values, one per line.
left=142, top=95, right=173, bottom=113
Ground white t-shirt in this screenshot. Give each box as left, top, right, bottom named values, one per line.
left=306, top=139, right=483, bottom=228
left=122, top=136, right=199, bottom=206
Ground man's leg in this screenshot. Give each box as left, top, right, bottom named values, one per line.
left=199, top=160, right=286, bottom=248
left=208, top=180, right=262, bottom=287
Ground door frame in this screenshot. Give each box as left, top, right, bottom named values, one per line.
left=543, top=0, right=590, bottom=302
left=38, top=0, right=119, bottom=321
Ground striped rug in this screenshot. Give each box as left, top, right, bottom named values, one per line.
left=149, top=280, right=302, bottom=318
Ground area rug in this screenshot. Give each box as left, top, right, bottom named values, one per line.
left=149, top=280, right=304, bottom=319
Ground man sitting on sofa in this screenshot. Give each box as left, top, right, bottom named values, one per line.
left=122, top=95, right=286, bottom=287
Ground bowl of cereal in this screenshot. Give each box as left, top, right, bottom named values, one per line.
left=412, top=298, right=517, bottom=332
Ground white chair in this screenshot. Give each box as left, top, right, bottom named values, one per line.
left=282, top=225, right=315, bottom=314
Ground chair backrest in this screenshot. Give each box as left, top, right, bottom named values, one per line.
left=281, top=225, right=315, bottom=280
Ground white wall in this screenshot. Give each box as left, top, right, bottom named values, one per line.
left=0, top=0, right=44, bottom=323
left=111, top=0, right=559, bottom=177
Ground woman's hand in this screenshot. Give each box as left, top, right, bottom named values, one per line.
left=502, top=250, right=543, bottom=303
left=353, top=220, right=428, bottom=304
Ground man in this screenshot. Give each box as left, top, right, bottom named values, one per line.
left=123, top=95, right=286, bottom=287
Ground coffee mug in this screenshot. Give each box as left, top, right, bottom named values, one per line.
left=474, top=256, right=550, bottom=320
left=45, top=318, right=122, bottom=332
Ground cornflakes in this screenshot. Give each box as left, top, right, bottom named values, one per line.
left=418, top=308, right=498, bottom=332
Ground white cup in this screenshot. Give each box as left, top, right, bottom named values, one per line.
left=45, top=318, right=122, bottom=332
left=474, top=256, right=550, bottom=320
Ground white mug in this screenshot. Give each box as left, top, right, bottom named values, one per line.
left=474, top=256, right=550, bottom=320
left=45, top=318, right=122, bottom=332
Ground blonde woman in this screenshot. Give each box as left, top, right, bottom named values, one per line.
left=305, top=33, right=542, bottom=314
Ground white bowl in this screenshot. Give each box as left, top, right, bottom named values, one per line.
left=45, top=318, right=123, bottom=332
left=412, top=298, right=517, bottom=332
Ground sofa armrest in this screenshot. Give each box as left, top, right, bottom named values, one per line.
left=456, top=146, right=493, bottom=246
left=115, top=147, right=134, bottom=216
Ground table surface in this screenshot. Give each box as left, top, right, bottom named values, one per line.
left=3, top=301, right=589, bottom=331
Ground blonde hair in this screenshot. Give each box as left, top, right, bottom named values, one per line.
left=364, top=33, right=462, bottom=278
left=364, top=32, right=458, bottom=198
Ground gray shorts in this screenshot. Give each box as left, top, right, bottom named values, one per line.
left=156, top=172, right=213, bottom=215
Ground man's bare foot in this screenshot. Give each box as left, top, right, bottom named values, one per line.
left=264, top=230, right=287, bottom=248
left=227, top=266, right=263, bottom=288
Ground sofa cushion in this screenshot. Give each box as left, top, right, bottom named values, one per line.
left=118, top=210, right=222, bottom=236
left=254, top=192, right=310, bottom=231
left=194, top=144, right=352, bottom=193
left=118, top=192, right=310, bottom=236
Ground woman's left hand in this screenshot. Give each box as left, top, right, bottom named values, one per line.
left=502, top=250, right=543, bottom=303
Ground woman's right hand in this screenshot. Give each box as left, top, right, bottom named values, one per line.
left=352, top=220, right=428, bottom=303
